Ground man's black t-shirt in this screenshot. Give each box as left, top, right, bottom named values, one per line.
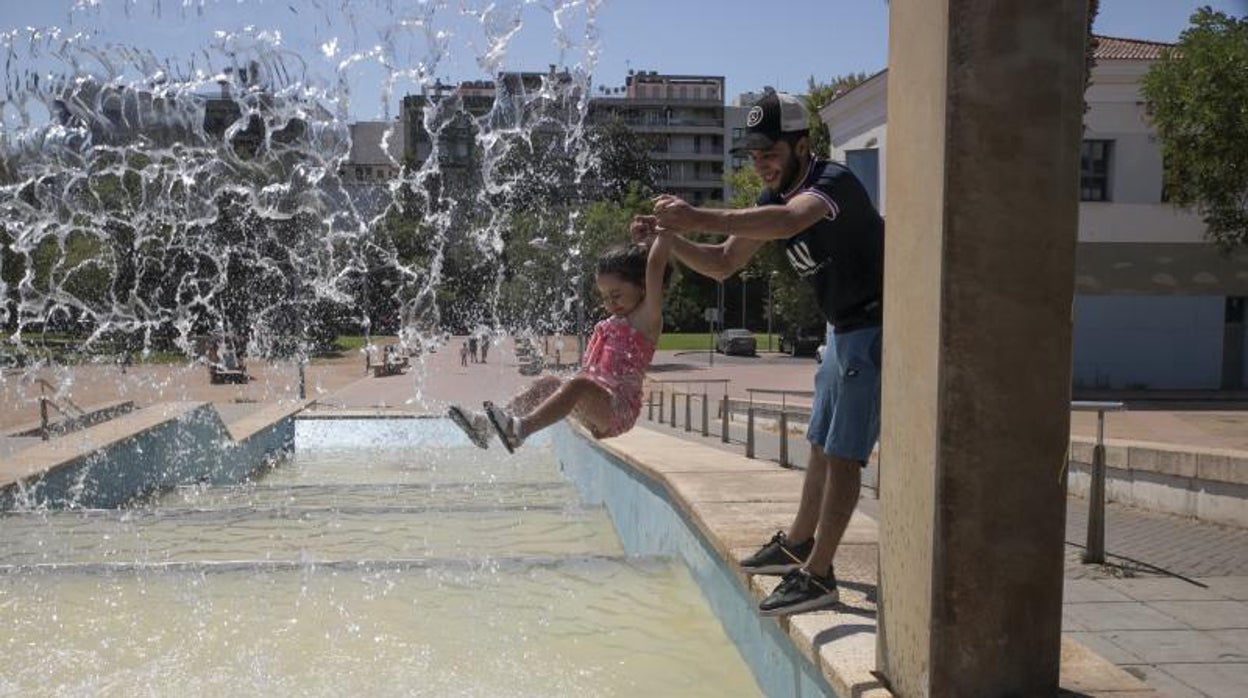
left=757, top=158, right=884, bottom=331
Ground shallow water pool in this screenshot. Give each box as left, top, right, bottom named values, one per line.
left=0, top=418, right=760, bottom=696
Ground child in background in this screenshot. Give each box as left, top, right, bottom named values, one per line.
left=449, top=229, right=672, bottom=452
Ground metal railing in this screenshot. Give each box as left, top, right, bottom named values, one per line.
left=1071, top=400, right=1125, bottom=564
left=744, top=389, right=814, bottom=468
left=645, top=379, right=731, bottom=441
left=642, top=385, right=1125, bottom=554
left=31, top=377, right=86, bottom=441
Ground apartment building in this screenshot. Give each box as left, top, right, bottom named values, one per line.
left=589, top=71, right=727, bottom=204
left=819, top=35, right=1248, bottom=391
left=397, top=69, right=578, bottom=173
left=341, top=121, right=404, bottom=185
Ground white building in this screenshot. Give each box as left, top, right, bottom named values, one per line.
left=820, top=35, right=1248, bottom=391
left=341, top=121, right=405, bottom=185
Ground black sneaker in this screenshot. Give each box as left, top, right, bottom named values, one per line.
left=739, top=531, right=814, bottom=575
left=758, top=568, right=840, bottom=617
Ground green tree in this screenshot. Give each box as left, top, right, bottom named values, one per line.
left=1084, top=0, right=1100, bottom=116
left=1141, top=7, right=1248, bottom=250
left=803, top=72, right=872, bottom=158
left=584, top=115, right=662, bottom=202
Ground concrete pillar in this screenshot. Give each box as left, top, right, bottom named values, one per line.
left=878, top=1, right=1087, bottom=695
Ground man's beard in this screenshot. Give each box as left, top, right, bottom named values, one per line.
left=774, top=152, right=804, bottom=194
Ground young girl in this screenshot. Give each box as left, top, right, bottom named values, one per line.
left=448, top=230, right=671, bottom=452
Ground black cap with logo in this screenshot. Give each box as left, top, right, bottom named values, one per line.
left=731, top=89, right=810, bottom=154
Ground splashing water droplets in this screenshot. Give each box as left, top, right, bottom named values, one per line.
left=1, top=0, right=603, bottom=375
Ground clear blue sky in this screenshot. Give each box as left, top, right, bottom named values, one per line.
left=1, top=0, right=1244, bottom=124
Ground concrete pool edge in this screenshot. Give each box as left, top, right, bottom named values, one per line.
left=0, top=400, right=310, bottom=509
left=555, top=423, right=1157, bottom=697
left=553, top=422, right=860, bottom=698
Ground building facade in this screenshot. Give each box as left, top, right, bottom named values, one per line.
left=351, top=70, right=734, bottom=203
left=341, top=121, right=405, bottom=185
left=396, top=69, right=579, bottom=173
left=589, top=71, right=727, bottom=205
left=820, top=35, right=1248, bottom=391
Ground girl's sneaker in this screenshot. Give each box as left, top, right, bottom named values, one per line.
left=447, top=405, right=491, bottom=449
left=484, top=401, right=524, bottom=453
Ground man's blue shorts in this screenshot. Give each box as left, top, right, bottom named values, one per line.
left=807, top=324, right=882, bottom=463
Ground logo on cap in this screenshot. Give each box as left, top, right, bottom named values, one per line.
left=746, top=106, right=763, bottom=128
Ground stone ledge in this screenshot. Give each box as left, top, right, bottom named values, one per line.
left=591, top=425, right=1156, bottom=697
left=5, top=399, right=137, bottom=438
left=0, top=402, right=209, bottom=489
left=295, top=407, right=430, bottom=420
left=0, top=401, right=300, bottom=509
left=1068, top=436, right=1248, bottom=528
left=226, top=398, right=317, bottom=441
left=1069, top=437, right=1248, bottom=487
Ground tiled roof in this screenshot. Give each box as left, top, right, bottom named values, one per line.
left=1092, top=34, right=1173, bottom=60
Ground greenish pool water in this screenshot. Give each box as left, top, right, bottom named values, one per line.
left=0, top=419, right=761, bottom=696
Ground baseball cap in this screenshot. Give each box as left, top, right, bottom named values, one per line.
left=731, top=90, right=809, bottom=154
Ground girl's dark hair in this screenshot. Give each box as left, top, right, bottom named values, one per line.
left=596, top=242, right=671, bottom=288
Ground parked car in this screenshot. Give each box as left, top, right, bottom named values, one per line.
left=716, top=328, right=757, bottom=356
left=779, top=327, right=823, bottom=357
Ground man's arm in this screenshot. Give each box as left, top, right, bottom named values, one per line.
left=655, top=193, right=830, bottom=241
left=668, top=235, right=766, bottom=282
left=629, top=213, right=767, bottom=281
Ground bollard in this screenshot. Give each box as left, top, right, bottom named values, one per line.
left=298, top=361, right=307, bottom=400
left=670, top=392, right=677, bottom=428
left=684, top=390, right=692, bottom=432
left=779, top=411, right=789, bottom=467
left=1083, top=409, right=1109, bottom=564
left=40, top=397, right=49, bottom=441
left=700, top=386, right=709, bottom=437
left=746, top=405, right=755, bottom=459
left=720, top=387, right=730, bottom=443
left=658, top=387, right=665, bottom=423
left=648, top=390, right=654, bottom=421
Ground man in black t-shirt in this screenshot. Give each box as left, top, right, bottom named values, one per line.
left=633, top=89, right=884, bottom=617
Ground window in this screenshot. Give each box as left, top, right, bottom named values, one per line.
left=732, top=127, right=743, bottom=140
left=1080, top=140, right=1112, bottom=202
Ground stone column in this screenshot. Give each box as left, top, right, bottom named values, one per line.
left=878, top=1, right=1088, bottom=695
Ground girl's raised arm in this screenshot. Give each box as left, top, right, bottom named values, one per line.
left=640, top=230, right=672, bottom=338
